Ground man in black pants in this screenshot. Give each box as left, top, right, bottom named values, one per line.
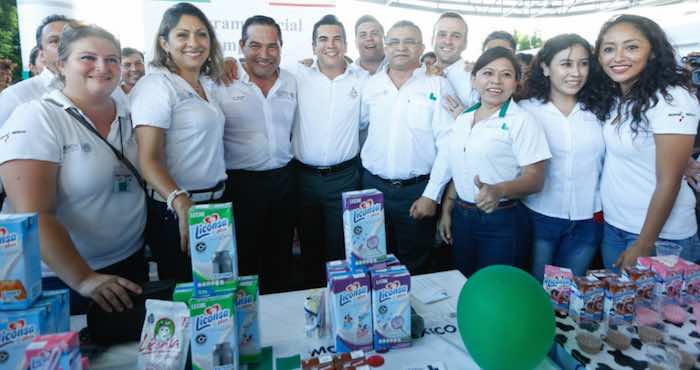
left=292, top=15, right=367, bottom=288
left=359, top=20, right=455, bottom=274
left=218, top=16, right=297, bottom=294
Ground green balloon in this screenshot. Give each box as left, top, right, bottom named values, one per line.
left=457, top=265, right=555, bottom=370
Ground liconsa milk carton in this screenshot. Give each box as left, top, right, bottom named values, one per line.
left=329, top=272, right=373, bottom=353
left=371, top=266, right=411, bottom=351
left=623, top=267, right=656, bottom=308
left=342, top=190, right=387, bottom=271
left=0, top=305, right=49, bottom=370
left=189, top=203, right=239, bottom=297
left=24, top=332, right=81, bottom=370
left=40, top=290, right=69, bottom=333
left=569, top=276, right=605, bottom=323
left=0, top=213, right=42, bottom=310
left=543, top=265, right=573, bottom=313
left=236, top=276, right=261, bottom=364
left=190, top=293, right=238, bottom=370
left=603, top=278, right=636, bottom=326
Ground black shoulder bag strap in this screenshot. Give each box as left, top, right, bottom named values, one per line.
left=44, top=98, right=147, bottom=191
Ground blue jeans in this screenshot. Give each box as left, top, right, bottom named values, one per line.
left=451, top=199, right=528, bottom=277
left=601, top=222, right=698, bottom=271
left=528, top=208, right=602, bottom=282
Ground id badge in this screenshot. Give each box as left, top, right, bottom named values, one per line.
left=113, top=164, right=135, bottom=193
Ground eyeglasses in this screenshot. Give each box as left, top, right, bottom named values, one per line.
left=385, top=38, right=421, bottom=48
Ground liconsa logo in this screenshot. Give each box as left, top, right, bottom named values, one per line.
left=339, top=282, right=368, bottom=306
left=194, top=213, right=229, bottom=239
left=0, top=227, right=17, bottom=248
left=0, top=319, right=36, bottom=346
left=195, top=304, right=230, bottom=331
left=378, top=280, right=409, bottom=303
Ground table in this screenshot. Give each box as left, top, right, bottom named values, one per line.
left=73, top=270, right=561, bottom=370
left=554, top=309, right=700, bottom=369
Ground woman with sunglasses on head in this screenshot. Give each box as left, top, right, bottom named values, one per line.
left=130, top=2, right=227, bottom=282
left=593, top=15, right=699, bottom=270
left=518, top=34, right=609, bottom=280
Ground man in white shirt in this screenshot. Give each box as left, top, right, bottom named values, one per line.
left=217, top=15, right=297, bottom=294
left=0, top=14, right=72, bottom=127
left=432, top=12, right=477, bottom=107
left=349, top=15, right=387, bottom=77
left=292, top=15, right=366, bottom=287
left=360, top=21, right=455, bottom=274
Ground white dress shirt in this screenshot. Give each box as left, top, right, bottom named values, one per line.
left=428, top=99, right=552, bottom=203
left=444, top=58, right=478, bottom=107
left=348, top=57, right=388, bottom=79
left=0, top=90, right=145, bottom=275
left=215, top=64, right=297, bottom=171
left=291, top=61, right=366, bottom=167
left=601, top=86, right=699, bottom=239
left=520, top=99, right=605, bottom=220
left=360, top=66, right=456, bottom=201
left=0, top=69, right=58, bottom=127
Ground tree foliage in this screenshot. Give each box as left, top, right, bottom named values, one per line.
left=0, top=0, right=20, bottom=81
left=513, top=29, right=543, bottom=51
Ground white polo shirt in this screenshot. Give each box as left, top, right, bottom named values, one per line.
left=360, top=67, right=456, bottom=201
left=520, top=99, right=605, bottom=220
left=214, top=64, right=296, bottom=171
left=601, top=86, right=699, bottom=239
left=348, top=57, right=388, bottom=79
left=0, top=89, right=146, bottom=276
left=429, top=99, right=552, bottom=203
left=291, top=61, right=366, bottom=167
left=0, top=69, right=58, bottom=127
left=444, top=58, right=478, bottom=107
left=130, top=67, right=226, bottom=190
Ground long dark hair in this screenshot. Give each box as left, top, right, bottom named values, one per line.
left=594, top=14, right=690, bottom=132
left=518, top=33, right=607, bottom=118
left=151, top=2, right=223, bottom=83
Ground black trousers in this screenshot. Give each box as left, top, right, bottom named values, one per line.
left=223, top=164, right=297, bottom=294
left=145, top=197, right=193, bottom=283
left=361, top=170, right=435, bottom=274
left=296, top=160, right=361, bottom=288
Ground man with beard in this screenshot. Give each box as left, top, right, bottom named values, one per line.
left=216, top=15, right=298, bottom=293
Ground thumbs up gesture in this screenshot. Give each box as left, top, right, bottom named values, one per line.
left=474, top=175, right=503, bottom=213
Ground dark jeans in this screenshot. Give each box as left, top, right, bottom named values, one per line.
left=42, top=248, right=147, bottom=315
left=361, top=171, right=435, bottom=274
left=297, top=160, right=361, bottom=288
left=145, top=197, right=193, bottom=283
left=451, top=199, right=528, bottom=277
left=527, top=207, right=602, bottom=282
left=223, top=164, right=297, bottom=294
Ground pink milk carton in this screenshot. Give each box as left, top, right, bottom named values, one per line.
left=679, top=260, right=700, bottom=304
left=543, top=265, right=573, bottom=313
left=23, top=332, right=81, bottom=370
left=638, top=256, right=684, bottom=304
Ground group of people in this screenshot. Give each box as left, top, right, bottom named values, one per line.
left=0, top=2, right=698, bottom=315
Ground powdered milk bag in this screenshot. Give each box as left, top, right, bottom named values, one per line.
left=190, top=293, right=238, bottom=370
left=138, top=299, right=191, bottom=370
left=371, top=266, right=411, bottom=351
left=342, top=190, right=387, bottom=271
left=189, top=203, right=238, bottom=297
left=329, top=272, right=373, bottom=353
left=0, top=213, right=41, bottom=310
left=236, top=276, right=261, bottom=364
left=0, top=305, right=49, bottom=370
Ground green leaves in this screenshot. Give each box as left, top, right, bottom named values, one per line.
left=0, top=1, right=20, bottom=82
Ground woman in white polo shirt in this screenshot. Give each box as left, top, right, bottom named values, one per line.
left=518, top=34, right=608, bottom=281
left=435, top=47, right=551, bottom=277
left=594, top=15, right=699, bottom=269
left=130, top=3, right=226, bottom=282
left=0, top=23, right=145, bottom=314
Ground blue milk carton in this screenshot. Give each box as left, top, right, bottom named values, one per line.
left=189, top=203, right=239, bottom=297
left=0, top=305, right=49, bottom=370
left=40, top=290, right=70, bottom=333
left=236, top=276, right=261, bottom=364
left=0, top=213, right=42, bottom=310
left=371, top=266, right=412, bottom=351
left=329, top=272, right=373, bottom=353
left=190, top=293, right=238, bottom=370
left=342, top=190, right=387, bottom=271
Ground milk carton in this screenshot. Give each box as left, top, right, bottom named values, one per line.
left=603, top=278, right=636, bottom=326
left=543, top=265, right=573, bottom=313
left=190, top=293, right=239, bottom=370
left=342, top=190, right=387, bottom=271
left=0, top=213, right=41, bottom=310
left=569, top=276, right=605, bottom=323
left=371, top=266, right=411, bottom=351
left=682, top=261, right=700, bottom=304
left=236, top=276, right=261, bottom=364
left=329, top=272, right=373, bottom=353
left=638, top=256, right=684, bottom=304
left=24, top=332, right=81, bottom=370
left=0, top=306, right=49, bottom=370
left=623, top=267, right=656, bottom=307
left=189, top=203, right=239, bottom=297
left=40, top=290, right=69, bottom=333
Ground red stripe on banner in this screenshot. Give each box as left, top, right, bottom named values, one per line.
left=269, top=2, right=336, bottom=7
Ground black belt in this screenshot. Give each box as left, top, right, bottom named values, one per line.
left=148, top=180, right=225, bottom=203
left=456, top=198, right=516, bottom=210
left=372, top=173, right=429, bottom=187
left=295, top=156, right=358, bottom=176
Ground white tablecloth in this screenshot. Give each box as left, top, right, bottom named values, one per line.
left=72, top=270, right=561, bottom=370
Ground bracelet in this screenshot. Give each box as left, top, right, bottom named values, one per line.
left=166, top=189, right=189, bottom=212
